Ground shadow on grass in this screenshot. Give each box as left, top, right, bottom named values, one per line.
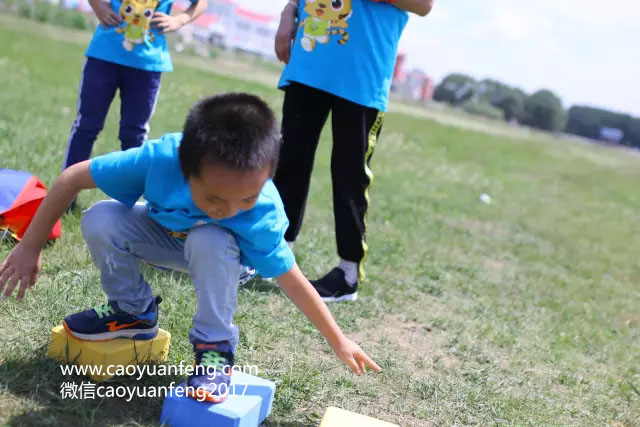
left=2, top=351, right=316, bottom=427
left=1, top=350, right=179, bottom=426
left=240, top=277, right=282, bottom=295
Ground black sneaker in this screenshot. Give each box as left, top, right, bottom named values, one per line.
left=63, top=296, right=162, bottom=341
left=187, top=340, right=235, bottom=403
left=310, top=267, right=358, bottom=302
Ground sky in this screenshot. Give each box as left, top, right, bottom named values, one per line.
left=234, top=0, right=640, bottom=117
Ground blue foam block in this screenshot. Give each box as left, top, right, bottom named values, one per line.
left=160, top=384, right=261, bottom=427
left=231, top=371, right=276, bottom=422
left=159, top=373, right=276, bottom=427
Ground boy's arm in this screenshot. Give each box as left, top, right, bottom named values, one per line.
left=275, top=0, right=299, bottom=64
left=152, top=0, right=208, bottom=33
left=88, top=0, right=122, bottom=28
left=276, top=263, right=382, bottom=375
left=380, top=0, right=433, bottom=16
left=0, top=161, right=96, bottom=301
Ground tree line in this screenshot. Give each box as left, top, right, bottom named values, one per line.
left=433, top=73, right=640, bottom=148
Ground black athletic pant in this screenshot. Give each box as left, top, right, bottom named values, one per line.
left=273, top=82, right=384, bottom=282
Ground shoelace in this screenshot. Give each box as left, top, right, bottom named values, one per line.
left=94, top=303, right=116, bottom=319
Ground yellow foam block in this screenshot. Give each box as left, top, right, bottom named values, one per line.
left=47, top=325, right=171, bottom=382
left=320, top=407, right=400, bottom=427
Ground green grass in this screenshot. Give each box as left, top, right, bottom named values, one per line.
left=1, top=15, right=639, bottom=426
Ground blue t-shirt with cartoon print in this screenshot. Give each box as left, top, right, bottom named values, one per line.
left=278, top=0, right=409, bottom=111
left=86, top=0, right=197, bottom=72
left=89, top=133, right=296, bottom=279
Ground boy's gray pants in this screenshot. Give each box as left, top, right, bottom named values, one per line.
left=81, top=200, right=243, bottom=347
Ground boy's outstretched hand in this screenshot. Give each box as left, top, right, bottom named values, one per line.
left=332, top=337, right=382, bottom=375
left=0, top=161, right=94, bottom=302
left=0, top=243, right=41, bottom=301
left=277, top=264, right=382, bottom=375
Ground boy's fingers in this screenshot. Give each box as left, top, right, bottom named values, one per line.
left=17, top=276, right=29, bottom=301
left=275, top=43, right=284, bottom=62
left=282, top=43, right=291, bottom=64
left=363, top=354, right=382, bottom=372
left=152, top=16, right=169, bottom=26
left=275, top=36, right=292, bottom=64
left=358, top=359, right=366, bottom=374
left=345, top=357, right=360, bottom=375
left=0, top=267, right=14, bottom=292
left=3, top=275, right=19, bottom=298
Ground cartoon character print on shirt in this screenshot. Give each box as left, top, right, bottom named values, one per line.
left=116, top=0, right=159, bottom=51
left=299, top=0, right=352, bottom=52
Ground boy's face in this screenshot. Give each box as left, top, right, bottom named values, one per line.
left=189, top=163, right=270, bottom=220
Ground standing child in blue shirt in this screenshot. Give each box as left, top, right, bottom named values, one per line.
left=0, top=93, right=381, bottom=402
left=273, top=0, right=433, bottom=302
left=63, top=0, right=206, bottom=175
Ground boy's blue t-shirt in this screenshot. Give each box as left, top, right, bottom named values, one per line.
left=278, top=0, right=408, bottom=112
left=86, top=0, right=197, bottom=72
left=89, top=133, right=295, bottom=278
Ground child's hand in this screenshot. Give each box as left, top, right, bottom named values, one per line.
left=332, top=338, right=382, bottom=375
left=151, top=12, right=187, bottom=33
left=0, top=243, right=42, bottom=301
left=275, top=6, right=297, bottom=64
left=92, top=1, right=122, bottom=28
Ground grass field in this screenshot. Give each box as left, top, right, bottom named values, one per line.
left=1, top=15, right=639, bottom=427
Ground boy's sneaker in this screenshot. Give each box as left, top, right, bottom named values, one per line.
left=238, top=266, right=257, bottom=285
left=63, top=296, right=162, bottom=341
left=310, top=268, right=358, bottom=302
left=187, top=341, right=235, bottom=403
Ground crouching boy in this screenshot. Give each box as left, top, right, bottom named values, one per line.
left=0, top=93, right=380, bottom=402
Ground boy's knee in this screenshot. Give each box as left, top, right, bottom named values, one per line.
left=81, top=200, right=126, bottom=241
left=184, top=225, right=239, bottom=260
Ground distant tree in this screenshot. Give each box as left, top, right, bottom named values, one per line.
left=566, top=106, right=603, bottom=139
left=625, top=118, right=640, bottom=148
left=476, top=79, right=526, bottom=122
left=433, top=74, right=477, bottom=106
left=565, top=105, right=640, bottom=147
left=461, top=99, right=505, bottom=121
left=522, top=89, right=566, bottom=131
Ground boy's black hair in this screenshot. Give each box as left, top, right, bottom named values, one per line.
left=179, top=93, right=281, bottom=178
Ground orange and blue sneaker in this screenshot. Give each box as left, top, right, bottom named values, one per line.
left=186, top=340, right=235, bottom=403
left=62, top=296, right=162, bottom=341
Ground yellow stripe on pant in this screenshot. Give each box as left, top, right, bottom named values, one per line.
left=359, top=111, right=384, bottom=283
